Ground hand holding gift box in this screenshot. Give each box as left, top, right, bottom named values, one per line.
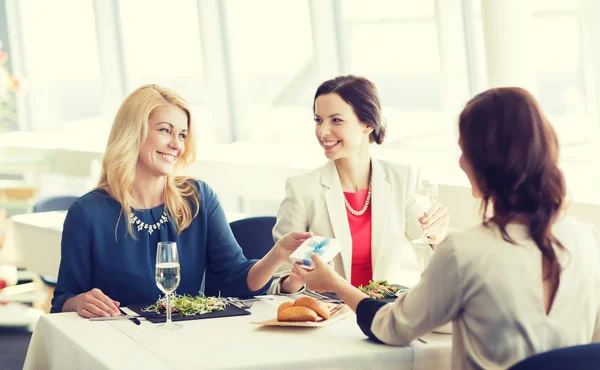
left=289, top=236, right=341, bottom=270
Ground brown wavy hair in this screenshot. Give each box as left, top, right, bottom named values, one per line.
left=313, top=75, right=386, bottom=144
left=459, top=87, right=566, bottom=282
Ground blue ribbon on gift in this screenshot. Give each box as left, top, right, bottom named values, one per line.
left=302, top=238, right=330, bottom=266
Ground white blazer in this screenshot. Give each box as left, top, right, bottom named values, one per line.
left=273, top=158, right=434, bottom=287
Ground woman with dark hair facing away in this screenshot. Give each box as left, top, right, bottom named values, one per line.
left=294, top=87, right=600, bottom=370
left=273, top=75, right=450, bottom=291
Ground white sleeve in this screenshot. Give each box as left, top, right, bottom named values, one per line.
left=370, top=235, right=463, bottom=345
left=272, top=177, right=308, bottom=242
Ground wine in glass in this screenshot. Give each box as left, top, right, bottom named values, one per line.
left=414, top=179, right=438, bottom=244
left=156, top=241, right=180, bottom=328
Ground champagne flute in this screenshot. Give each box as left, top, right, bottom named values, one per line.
left=414, top=179, right=438, bottom=244
left=155, top=241, right=180, bottom=328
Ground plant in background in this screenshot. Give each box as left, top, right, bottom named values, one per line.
left=0, top=40, right=24, bottom=132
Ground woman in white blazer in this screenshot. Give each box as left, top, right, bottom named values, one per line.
left=294, top=87, right=600, bottom=370
left=273, top=75, right=450, bottom=290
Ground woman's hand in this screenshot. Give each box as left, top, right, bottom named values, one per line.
left=248, top=231, right=312, bottom=292
left=294, top=254, right=368, bottom=312
left=292, top=254, right=345, bottom=293
left=65, top=288, right=121, bottom=318
left=272, top=231, right=313, bottom=264
left=281, top=259, right=336, bottom=293
left=419, top=201, right=450, bottom=246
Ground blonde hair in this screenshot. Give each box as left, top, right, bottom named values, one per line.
left=97, top=84, right=199, bottom=237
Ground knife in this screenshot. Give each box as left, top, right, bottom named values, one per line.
left=228, top=296, right=274, bottom=303
left=119, top=308, right=141, bottom=325
left=90, top=314, right=144, bottom=321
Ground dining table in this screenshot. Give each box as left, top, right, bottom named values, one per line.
left=0, top=211, right=65, bottom=279
left=23, top=295, right=453, bottom=370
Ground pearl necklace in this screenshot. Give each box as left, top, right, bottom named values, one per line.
left=129, top=209, right=169, bottom=235
left=343, top=181, right=372, bottom=217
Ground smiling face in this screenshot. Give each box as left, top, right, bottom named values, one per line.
left=136, top=105, right=189, bottom=179
left=314, top=93, right=373, bottom=161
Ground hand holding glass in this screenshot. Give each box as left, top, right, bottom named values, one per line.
left=155, top=241, right=180, bottom=327
left=414, top=179, right=438, bottom=244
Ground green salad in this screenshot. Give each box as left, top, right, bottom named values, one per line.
left=142, top=292, right=229, bottom=316
left=358, top=280, right=408, bottom=299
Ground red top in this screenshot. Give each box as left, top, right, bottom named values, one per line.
left=344, top=188, right=373, bottom=288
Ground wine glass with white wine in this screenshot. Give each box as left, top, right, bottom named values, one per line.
left=414, top=179, right=438, bottom=244
left=155, top=241, right=181, bottom=329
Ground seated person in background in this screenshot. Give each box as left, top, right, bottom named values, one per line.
left=294, top=87, right=600, bottom=370
left=51, top=84, right=310, bottom=317
left=273, top=75, right=450, bottom=290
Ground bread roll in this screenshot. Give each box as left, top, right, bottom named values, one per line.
left=294, top=296, right=330, bottom=320
left=277, top=306, right=319, bottom=322
left=277, top=301, right=294, bottom=315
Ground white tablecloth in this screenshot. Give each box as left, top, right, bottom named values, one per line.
left=0, top=211, right=65, bottom=277
left=24, top=297, right=452, bottom=370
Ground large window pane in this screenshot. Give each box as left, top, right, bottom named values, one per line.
left=338, top=0, right=457, bottom=165
left=340, top=0, right=441, bottom=112
left=20, top=0, right=102, bottom=131
left=530, top=0, right=593, bottom=149
left=531, top=0, right=580, bottom=12
left=533, top=16, right=586, bottom=117
left=225, top=0, right=315, bottom=143
left=119, top=0, right=205, bottom=106
left=530, top=0, right=599, bottom=203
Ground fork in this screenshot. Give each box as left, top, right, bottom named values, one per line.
left=227, top=298, right=254, bottom=309
left=305, top=290, right=333, bottom=300
left=394, top=287, right=409, bottom=297
left=328, top=304, right=345, bottom=316
left=380, top=290, right=396, bottom=298
left=304, top=290, right=344, bottom=304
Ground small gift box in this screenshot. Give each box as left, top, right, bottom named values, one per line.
left=289, top=236, right=341, bottom=270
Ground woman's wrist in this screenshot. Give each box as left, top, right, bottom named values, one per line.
left=62, top=295, right=78, bottom=312
left=268, top=241, right=290, bottom=265
left=330, top=275, right=350, bottom=294
left=280, top=275, right=304, bottom=294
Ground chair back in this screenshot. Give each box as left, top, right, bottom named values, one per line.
left=508, top=343, right=600, bottom=370
left=29, top=196, right=78, bottom=286
left=33, top=195, right=78, bottom=213
left=229, top=216, right=277, bottom=260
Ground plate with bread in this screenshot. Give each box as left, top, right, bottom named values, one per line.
left=251, top=296, right=351, bottom=328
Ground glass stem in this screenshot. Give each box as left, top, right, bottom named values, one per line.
left=166, top=293, right=172, bottom=324
left=422, top=212, right=428, bottom=241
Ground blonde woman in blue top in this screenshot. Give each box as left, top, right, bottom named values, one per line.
left=52, top=84, right=310, bottom=317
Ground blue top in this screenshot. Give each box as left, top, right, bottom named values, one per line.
left=51, top=180, right=269, bottom=313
